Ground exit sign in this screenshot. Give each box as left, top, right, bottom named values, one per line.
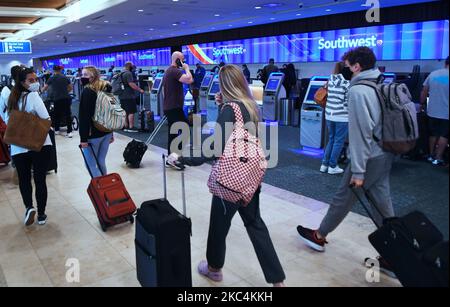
left=0, top=41, right=32, bottom=54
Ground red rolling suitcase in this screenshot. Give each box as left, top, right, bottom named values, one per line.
left=79, top=145, right=136, bottom=232
left=0, top=117, right=10, bottom=165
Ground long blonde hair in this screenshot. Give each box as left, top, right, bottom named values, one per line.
left=219, top=64, right=260, bottom=127
left=83, top=65, right=109, bottom=92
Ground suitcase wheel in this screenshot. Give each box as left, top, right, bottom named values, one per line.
left=100, top=221, right=108, bottom=232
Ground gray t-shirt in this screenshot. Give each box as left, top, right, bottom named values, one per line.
left=423, top=68, right=449, bottom=120
left=119, top=70, right=137, bottom=100
left=46, top=74, right=71, bottom=101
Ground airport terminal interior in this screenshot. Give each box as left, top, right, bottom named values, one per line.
left=0, top=0, right=448, bottom=288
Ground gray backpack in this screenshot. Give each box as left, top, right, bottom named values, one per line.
left=356, top=79, right=419, bottom=155
left=111, top=72, right=126, bottom=96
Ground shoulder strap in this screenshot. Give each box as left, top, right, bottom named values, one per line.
left=226, top=102, right=245, bottom=128
left=21, top=93, right=30, bottom=112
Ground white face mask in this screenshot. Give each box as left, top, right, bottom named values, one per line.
left=28, top=82, right=40, bottom=92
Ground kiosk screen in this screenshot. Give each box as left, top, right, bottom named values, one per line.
left=209, top=82, right=220, bottom=95
left=266, top=79, right=279, bottom=91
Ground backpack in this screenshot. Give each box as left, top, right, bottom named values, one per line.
left=111, top=72, right=126, bottom=96
left=356, top=79, right=419, bottom=155
left=92, top=91, right=126, bottom=132
left=207, top=103, right=267, bottom=206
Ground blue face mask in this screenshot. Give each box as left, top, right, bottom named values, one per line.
left=28, top=82, right=40, bottom=92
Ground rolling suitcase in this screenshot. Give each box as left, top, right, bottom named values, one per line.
left=139, top=93, right=155, bottom=133
left=80, top=144, right=137, bottom=232
left=47, top=129, right=58, bottom=173
left=353, top=187, right=448, bottom=287
left=0, top=135, right=10, bottom=166
left=135, top=155, right=192, bottom=287
left=0, top=117, right=10, bottom=166
left=123, top=139, right=148, bottom=168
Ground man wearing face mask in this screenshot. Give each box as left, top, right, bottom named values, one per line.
left=297, top=47, right=397, bottom=278
left=119, top=62, right=144, bottom=132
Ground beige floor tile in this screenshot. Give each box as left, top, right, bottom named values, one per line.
left=0, top=130, right=408, bottom=287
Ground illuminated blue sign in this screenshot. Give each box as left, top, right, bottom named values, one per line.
left=43, top=47, right=171, bottom=69
left=184, top=20, right=449, bottom=64
left=1, top=41, right=32, bottom=54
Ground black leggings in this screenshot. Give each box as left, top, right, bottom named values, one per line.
left=206, top=191, right=286, bottom=284
left=53, top=98, right=73, bottom=133
left=12, top=146, right=51, bottom=215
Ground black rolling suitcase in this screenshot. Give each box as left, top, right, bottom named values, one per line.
left=353, top=187, right=449, bottom=287
left=139, top=92, right=155, bottom=133
left=47, top=129, right=58, bottom=173
left=123, top=116, right=167, bottom=168
left=135, top=155, right=192, bottom=287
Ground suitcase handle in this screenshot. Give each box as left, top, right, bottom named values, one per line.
left=162, top=154, right=187, bottom=217
left=145, top=116, right=167, bottom=146
left=350, top=185, right=387, bottom=229
left=79, top=143, right=105, bottom=179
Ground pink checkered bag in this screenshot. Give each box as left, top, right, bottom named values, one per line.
left=207, top=102, right=267, bottom=206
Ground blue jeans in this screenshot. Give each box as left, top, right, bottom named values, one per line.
left=82, top=133, right=113, bottom=178
left=322, top=121, right=348, bottom=168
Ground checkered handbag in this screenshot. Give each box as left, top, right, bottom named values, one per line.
left=207, top=102, right=267, bottom=206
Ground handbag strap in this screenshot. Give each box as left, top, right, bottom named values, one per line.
left=20, top=93, right=29, bottom=112
left=225, top=102, right=245, bottom=128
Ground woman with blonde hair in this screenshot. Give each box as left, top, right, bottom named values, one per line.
left=79, top=65, right=114, bottom=177
left=179, top=64, right=285, bottom=287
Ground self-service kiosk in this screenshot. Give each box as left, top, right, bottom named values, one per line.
left=262, top=73, right=286, bottom=121
left=150, top=73, right=164, bottom=116
left=199, top=72, right=215, bottom=112
left=206, top=75, right=221, bottom=124
left=300, top=76, right=329, bottom=149
left=382, top=73, right=396, bottom=84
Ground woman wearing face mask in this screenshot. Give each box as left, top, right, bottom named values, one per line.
left=6, top=67, right=52, bottom=226
left=79, top=66, right=114, bottom=178
left=319, top=62, right=352, bottom=175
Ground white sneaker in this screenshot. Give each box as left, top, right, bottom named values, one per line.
left=54, top=131, right=61, bottom=136
left=320, top=165, right=328, bottom=173
left=328, top=166, right=344, bottom=175
left=66, top=132, right=73, bottom=138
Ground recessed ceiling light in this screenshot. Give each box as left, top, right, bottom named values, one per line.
left=296, top=13, right=301, bottom=16
left=326, top=9, right=332, bottom=12
left=248, top=21, right=253, bottom=24
left=228, top=24, right=233, bottom=27
left=138, top=9, right=144, bottom=12
left=86, top=25, right=91, bottom=28
left=108, top=36, right=113, bottom=38
left=263, top=3, right=283, bottom=8
left=255, top=6, right=262, bottom=9
left=124, top=33, right=128, bottom=36
left=172, top=23, right=178, bottom=26
left=104, top=20, right=109, bottom=23
left=214, top=14, right=220, bottom=17
left=270, top=17, right=276, bottom=20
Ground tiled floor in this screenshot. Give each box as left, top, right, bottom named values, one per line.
left=0, top=132, right=401, bottom=287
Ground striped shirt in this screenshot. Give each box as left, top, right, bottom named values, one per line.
left=325, top=74, right=350, bottom=122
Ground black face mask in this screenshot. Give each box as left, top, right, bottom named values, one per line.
left=342, top=67, right=353, bottom=81
left=81, top=77, right=90, bottom=86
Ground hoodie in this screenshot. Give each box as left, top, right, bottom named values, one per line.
left=348, top=68, right=385, bottom=180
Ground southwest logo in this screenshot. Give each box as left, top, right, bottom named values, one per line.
left=318, top=35, right=381, bottom=50
left=213, top=45, right=246, bottom=57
